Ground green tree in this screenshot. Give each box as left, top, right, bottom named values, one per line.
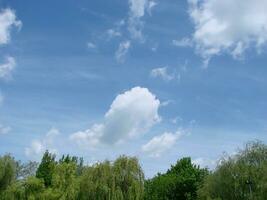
left=51, top=162, right=79, bottom=199
left=78, top=156, right=144, bottom=200
left=59, top=154, right=84, bottom=176
left=24, top=176, right=45, bottom=199
left=1, top=181, right=25, bottom=200
left=80, top=160, right=114, bottom=200
left=36, top=150, right=56, bottom=187
left=198, top=141, right=267, bottom=200
left=113, top=156, right=145, bottom=200
left=145, top=157, right=208, bottom=200
left=0, top=154, right=17, bottom=193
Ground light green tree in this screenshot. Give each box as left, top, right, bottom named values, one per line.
left=198, top=141, right=267, bottom=200
left=51, top=162, right=79, bottom=199
left=0, top=154, right=17, bottom=194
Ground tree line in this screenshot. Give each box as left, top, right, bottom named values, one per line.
left=1, top=140, right=267, bottom=199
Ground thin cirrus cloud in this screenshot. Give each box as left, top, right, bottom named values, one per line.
left=128, top=0, right=157, bottom=40
left=87, top=42, right=96, bottom=49
left=0, top=8, right=20, bottom=137
left=0, top=8, right=21, bottom=79
left=142, top=130, right=183, bottom=157
left=107, top=29, right=121, bottom=38
left=172, top=37, right=193, bottom=48
left=70, top=87, right=161, bottom=148
left=0, top=8, right=22, bottom=45
left=109, top=0, right=157, bottom=63
left=179, top=0, right=267, bottom=66
left=115, top=40, right=131, bottom=63
left=0, top=56, right=16, bottom=80
left=160, top=100, right=174, bottom=107
left=0, top=124, right=11, bottom=135
left=0, top=57, right=15, bottom=136
left=25, top=128, right=60, bottom=159
left=150, top=67, right=175, bottom=81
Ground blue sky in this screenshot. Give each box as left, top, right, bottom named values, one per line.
left=1, top=0, right=267, bottom=177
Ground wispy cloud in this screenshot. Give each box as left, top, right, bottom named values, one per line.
left=87, top=42, right=96, bottom=49
left=150, top=67, right=175, bottom=81
left=128, top=0, right=157, bottom=40
left=172, top=37, right=193, bottom=47
left=0, top=56, right=16, bottom=80
left=107, top=1, right=157, bottom=63
left=160, top=100, right=174, bottom=107
left=170, top=116, right=183, bottom=124
left=147, top=1, right=157, bottom=16
left=0, top=8, right=22, bottom=45
left=0, top=124, right=11, bottom=135
left=115, top=40, right=131, bottom=63
left=107, top=29, right=121, bottom=38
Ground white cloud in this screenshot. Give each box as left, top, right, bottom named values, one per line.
left=0, top=56, right=16, bottom=80
left=129, top=0, right=148, bottom=18
left=150, top=67, right=174, bottom=81
left=128, top=0, right=157, bottom=40
left=25, top=128, right=60, bottom=159
left=172, top=37, right=193, bottom=47
left=160, top=100, right=173, bottom=107
left=147, top=1, right=157, bottom=16
left=170, top=116, right=183, bottom=124
left=87, top=42, right=96, bottom=49
left=188, top=0, right=267, bottom=65
left=69, top=124, right=103, bottom=148
left=0, top=124, right=11, bottom=135
left=115, top=40, right=131, bottom=62
left=192, top=157, right=217, bottom=169
left=107, top=29, right=121, bottom=38
left=142, top=130, right=182, bottom=157
left=0, top=8, right=22, bottom=45
left=70, top=87, right=161, bottom=148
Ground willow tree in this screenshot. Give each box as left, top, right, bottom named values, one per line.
left=0, top=155, right=17, bottom=194
left=51, top=162, right=79, bottom=199
left=113, top=156, right=145, bottom=200
left=198, top=141, right=267, bottom=200
left=78, top=156, right=144, bottom=200
left=79, top=160, right=113, bottom=200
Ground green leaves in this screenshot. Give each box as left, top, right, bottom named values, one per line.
left=145, top=157, right=208, bottom=200
left=198, top=141, right=267, bottom=200
left=52, top=162, right=79, bottom=199
left=36, top=150, right=56, bottom=187
left=0, top=154, right=16, bottom=193
left=79, top=156, right=144, bottom=200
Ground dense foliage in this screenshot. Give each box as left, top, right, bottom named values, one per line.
left=145, top=157, right=208, bottom=200
left=1, top=141, right=267, bottom=199
left=198, top=141, right=267, bottom=200
left=0, top=152, right=144, bottom=200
